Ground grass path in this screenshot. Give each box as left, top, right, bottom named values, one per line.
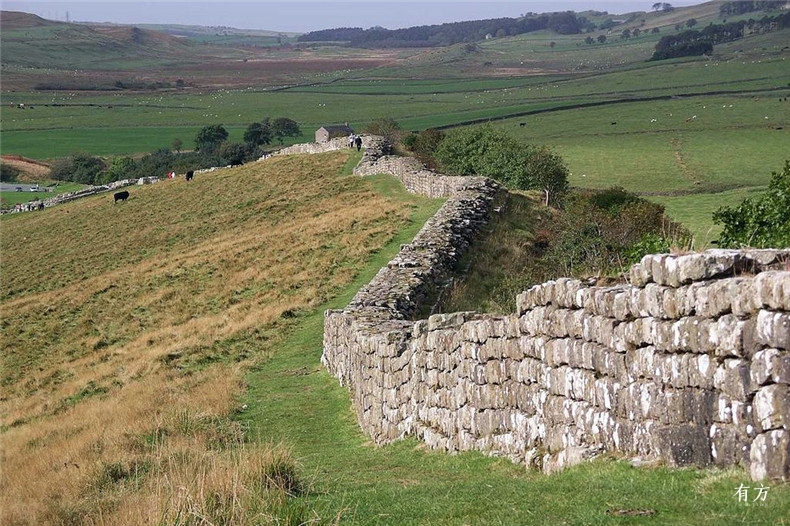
left=240, top=172, right=790, bottom=525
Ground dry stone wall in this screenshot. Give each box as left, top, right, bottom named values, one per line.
left=277, top=135, right=789, bottom=481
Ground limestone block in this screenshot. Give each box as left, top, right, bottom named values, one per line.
left=545, top=338, right=569, bottom=367
left=693, top=354, right=715, bottom=389
left=471, top=410, right=497, bottom=437
left=753, top=384, right=789, bottom=432
left=543, top=445, right=601, bottom=474
left=479, top=337, right=505, bottom=361
left=656, top=424, right=712, bottom=467
left=629, top=256, right=653, bottom=287
left=622, top=318, right=653, bottom=348
left=774, top=353, right=790, bottom=384
left=595, top=377, right=620, bottom=411
left=751, top=349, right=782, bottom=386
left=480, top=360, right=502, bottom=384
left=713, top=359, right=753, bottom=400
left=683, top=389, right=716, bottom=425
left=503, top=337, right=525, bottom=360
left=755, top=271, right=790, bottom=311
left=547, top=366, right=569, bottom=397
left=428, top=311, right=473, bottom=331
left=733, top=278, right=761, bottom=317
left=569, top=369, right=595, bottom=402
left=710, top=315, right=746, bottom=358
left=709, top=423, right=740, bottom=466
left=750, top=429, right=790, bottom=481
left=625, top=345, right=656, bottom=380
left=755, top=310, right=790, bottom=350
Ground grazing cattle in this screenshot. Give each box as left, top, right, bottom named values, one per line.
left=185, top=170, right=194, bottom=181
left=519, top=122, right=526, bottom=127
left=611, top=122, right=617, bottom=125
left=113, top=190, right=129, bottom=203
left=37, top=202, right=45, bottom=210
left=354, top=136, right=362, bottom=151
left=230, top=161, right=243, bottom=167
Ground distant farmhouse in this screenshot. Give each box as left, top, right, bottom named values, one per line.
left=316, top=124, right=354, bottom=143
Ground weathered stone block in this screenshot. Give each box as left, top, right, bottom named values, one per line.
left=750, top=430, right=790, bottom=481
left=755, top=270, right=790, bottom=311
left=713, top=359, right=753, bottom=401
left=709, top=423, right=740, bottom=466
left=753, top=384, right=789, bottom=432
left=755, top=310, right=790, bottom=350
left=710, top=315, right=746, bottom=358
left=751, top=348, right=781, bottom=386
left=656, top=424, right=712, bottom=467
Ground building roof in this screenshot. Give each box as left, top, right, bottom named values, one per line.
left=319, top=124, right=354, bottom=134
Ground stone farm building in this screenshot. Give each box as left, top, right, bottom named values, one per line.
left=316, top=124, right=354, bottom=143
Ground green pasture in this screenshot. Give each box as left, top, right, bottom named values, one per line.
left=652, top=186, right=768, bottom=248
left=2, top=51, right=787, bottom=160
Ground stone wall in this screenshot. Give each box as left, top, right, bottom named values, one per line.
left=275, top=135, right=789, bottom=481
left=2, top=179, right=140, bottom=214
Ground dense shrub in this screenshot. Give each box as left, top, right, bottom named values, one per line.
left=0, top=163, right=20, bottom=183
left=49, top=153, right=106, bottom=185
left=433, top=125, right=569, bottom=205
left=544, top=187, right=690, bottom=276
left=713, top=161, right=790, bottom=248
left=403, top=129, right=445, bottom=170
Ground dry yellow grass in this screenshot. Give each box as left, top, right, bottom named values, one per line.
left=0, top=151, right=416, bottom=524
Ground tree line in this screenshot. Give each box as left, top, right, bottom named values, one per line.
left=650, top=10, right=790, bottom=60
left=297, top=11, right=588, bottom=48
left=719, top=1, right=787, bottom=16
left=47, top=118, right=302, bottom=186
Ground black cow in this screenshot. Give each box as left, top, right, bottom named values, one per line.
left=354, top=136, right=362, bottom=151
left=114, top=190, right=129, bottom=203
left=185, top=170, right=194, bottom=181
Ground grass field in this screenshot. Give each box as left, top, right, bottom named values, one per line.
left=0, top=150, right=443, bottom=525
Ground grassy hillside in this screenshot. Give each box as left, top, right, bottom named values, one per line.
left=0, top=150, right=444, bottom=524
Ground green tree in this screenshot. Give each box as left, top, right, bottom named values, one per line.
left=713, top=161, right=790, bottom=248
left=585, top=36, right=595, bottom=45
left=525, top=146, right=570, bottom=207
left=363, top=117, right=403, bottom=147
left=434, top=126, right=570, bottom=207
left=195, top=124, right=228, bottom=153
left=271, top=117, right=301, bottom=144
left=219, top=142, right=249, bottom=166
left=435, top=126, right=527, bottom=187
left=403, top=128, right=445, bottom=170
left=104, top=156, right=137, bottom=183
left=50, top=153, right=106, bottom=185
left=0, top=163, right=20, bottom=183
left=243, top=119, right=272, bottom=146
left=621, top=28, right=631, bottom=39
left=172, top=138, right=183, bottom=153
left=597, top=34, right=607, bottom=44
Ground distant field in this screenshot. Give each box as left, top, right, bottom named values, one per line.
left=1, top=15, right=788, bottom=245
